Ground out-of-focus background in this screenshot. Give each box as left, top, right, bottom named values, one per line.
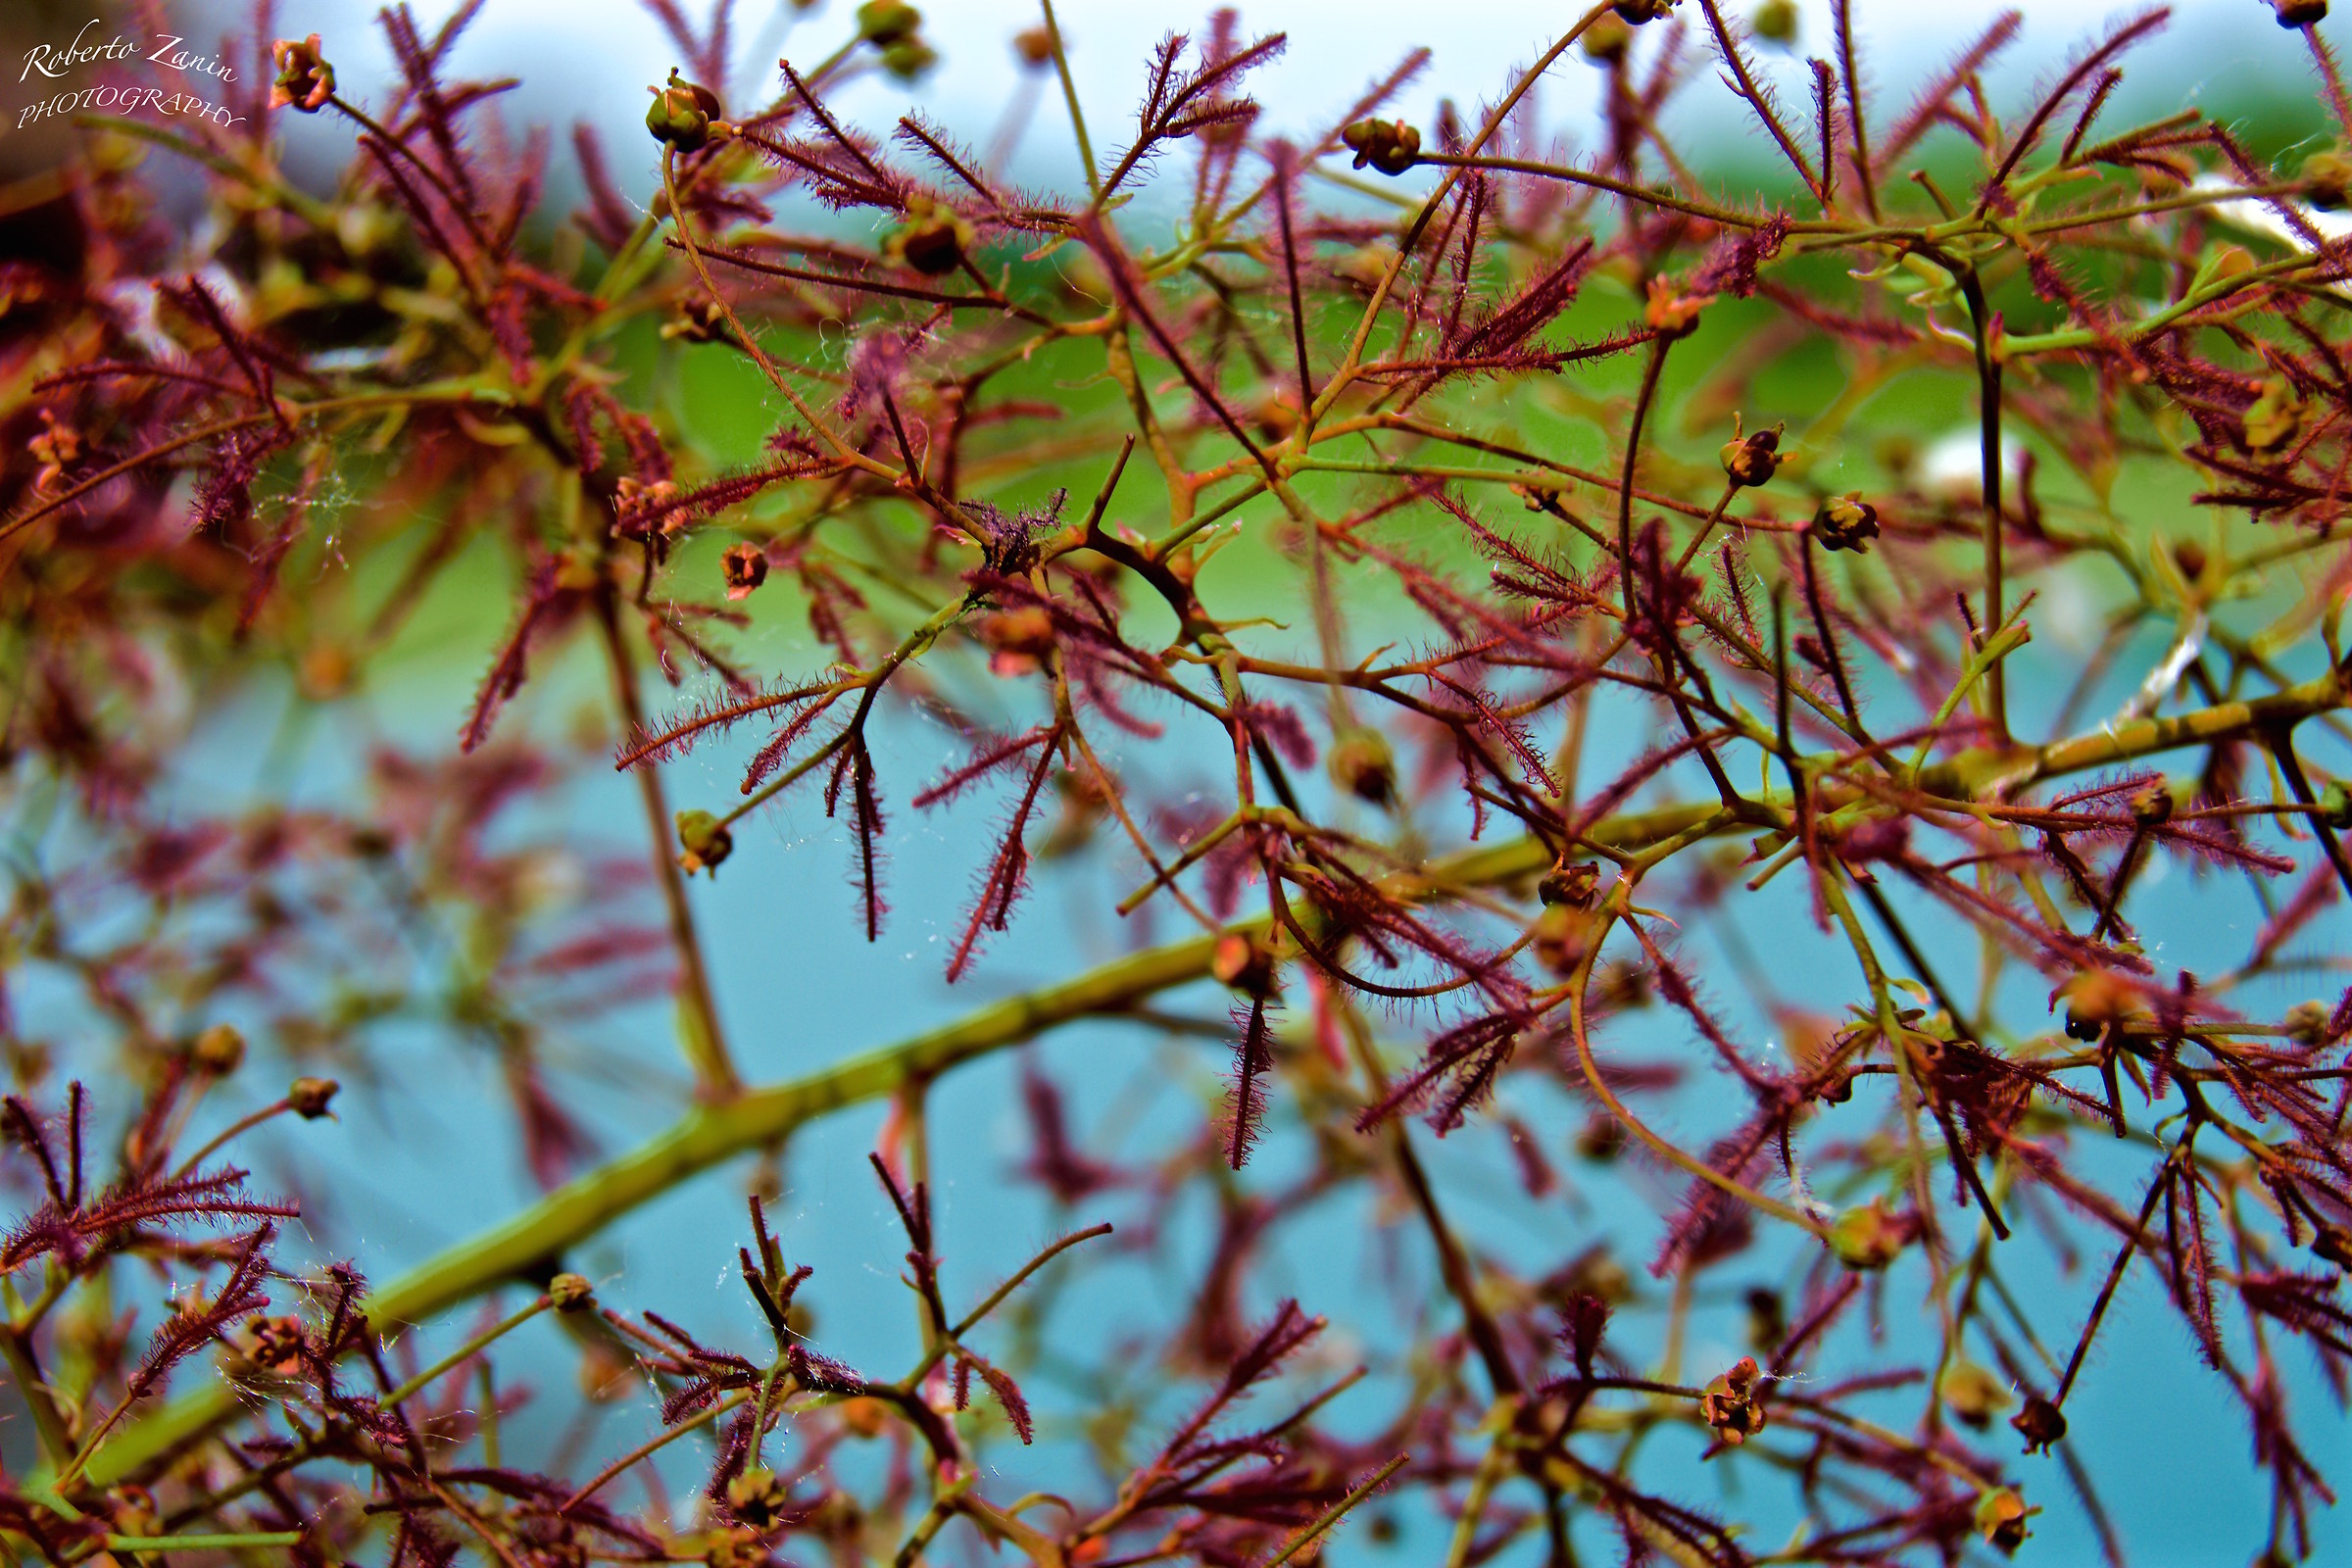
left=3, top=1, right=2347, bottom=1562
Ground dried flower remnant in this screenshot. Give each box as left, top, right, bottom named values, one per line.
left=1699, top=1354, right=1767, bottom=1447
left=722, top=542, right=769, bottom=599
left=269, top=33, right=334, bottom=112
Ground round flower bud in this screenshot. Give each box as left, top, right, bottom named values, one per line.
left=191, top=1023, right=246, bottom=1076
left=1939, top=1360, right=2011, bottom=1430
left=2009, top=1395, right=2067, bottom=1453
left=1812, top=494, right=1881, bottom=554
left=1751, top=0, right=1797, bottom=43
left=878, top=36, right=939, bottom=80
left=547, top=1272, right=596, bottom=1312
left=647, top=70, right=727, bottom=153
left=1327, top=728, right=1396, bottom=807
left=1210, top=931, right=1279, bottom=998
left=1613, top=0, right=1680, bottom=20
left=2274, top=0, right=2330, bottom=27
left=1012, top=26, right=1054, bottom=68
left=269, top=34, right=335, bottom=113
left=287, top=1077, right=340, bottom=1119
left=676, top=808, right=734, bottom=877
left=706, top=1526, right=768, bottom=1568
left=1829, top=1200, right=1905, bottom=1270
left=1341, top=120, right=1422, bottom=176
left=2283, top=1000, right=2330, bottom=1046
left=2128, top=779, right=2173, bottom=826
left=1538, top=860, right=1600, bottom=909
left=1719, top=425, right=1783, bottom=489
left=1973, top=1488, right=2034, bottom=1556
left=2316, top=779, right=2352, bottom=830
left=884, top=196, right=974, bottom=276
left=2059, top=969, right=2137, bottom=1044
left=1581, top=15, right=1633, bottom=63
left=2244, top=374, right=2306, bottom=453
left=857, top=0, right=923, bottom=46
left=1575, top=1112, right=1625, bottom=1162
left=725, top=1466, right=791, bottom=1530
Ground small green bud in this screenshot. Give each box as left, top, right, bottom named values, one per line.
left=1829, top=1200, right=1905, bottom=1270
left=191, top=1023, right=246, bottom=1075
left=1326, top=728, right=1396, bottom=807
left=548, top=1272, right=596, bottom=1312
left=857, top=1, right=923, bottom=45
left=646, top=70, right=727, bottom=153
left=676, top=809, right=734, bottom=877
left=1751, top=0, right=1798, bottom=44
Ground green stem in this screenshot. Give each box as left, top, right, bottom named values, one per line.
left=104, top=1535, right=304, bottom=1553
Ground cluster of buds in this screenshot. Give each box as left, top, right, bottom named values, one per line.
left=721, top=542, right=768, bottom=600
left=546, top=1272, right=597, bottom=1312
left=1341, top=119, right=1421, bottom=176
left=677, top=809, right=734, bottom=877
left=1698, top=1355, right=1767, bottom=1446
left=1719, top=419, right=1784, bottom=488
left=646, top=70, right=735, bottom=154
left=1812, top=493, right=1881, bottom=553
left=269, top=33, right=334, bottom=113
left=883, top=194, right=975, bottom=276
left=29, top=409, right=80, bottom=491
left=857, top=2, right=938, bottom=79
